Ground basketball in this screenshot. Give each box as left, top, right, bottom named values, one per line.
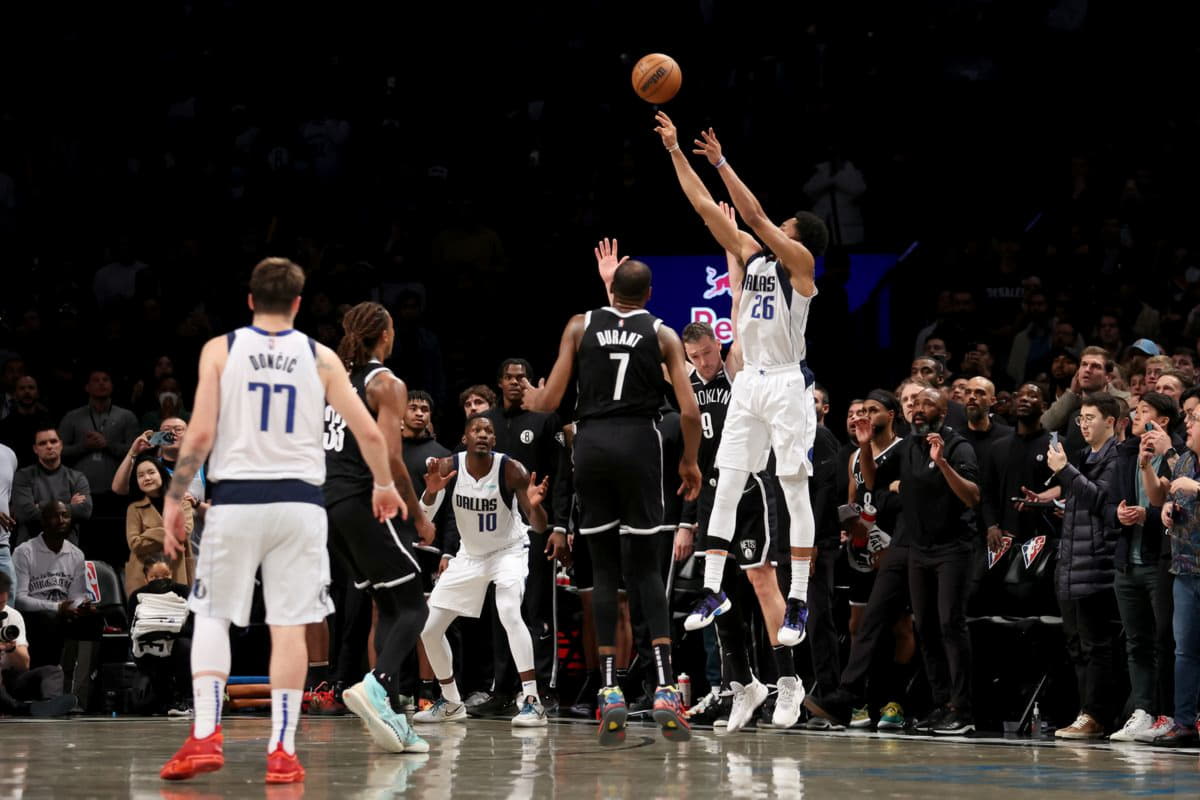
left=632, top=53, right=681, bottom=104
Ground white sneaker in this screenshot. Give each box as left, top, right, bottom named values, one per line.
left=413, top=697, right=468, bottom=724
left=727, top=679, right=768, bottom=733
left=1110, top=709, right=1154, bottom=742
left=771, top=676, right=805, bottom=729
left=511, top=695, right=549, bottom=727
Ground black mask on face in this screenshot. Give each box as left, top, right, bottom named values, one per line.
left=146, top=578, right=173, bottom=593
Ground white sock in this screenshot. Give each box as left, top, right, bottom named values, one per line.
left=790, top=557, right=811, bottom=602
left=521, top=680, right=540, bottom=703
left=192, top=676, right=225, bottom=738
left=271, top=689, right=302, bottom=755
left=442, top=681, right=462, bottom=704
left=703, top=553, right=728, bottom=594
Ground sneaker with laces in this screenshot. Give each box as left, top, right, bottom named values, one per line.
left=772, top=676, right=805, bottom=729
left=1110, top=709, right=1154, bottom=742
left=727, top=679, right=769, bottom=733
left=1134, top=715, right=1174, bottom=743
left=684, top=589, right=731, bottom=631
left=914, top=706, right=950, bottom=733
left=1055, top=712, right=1104, bottom=740
left=166, top=700, right=193, bottom=718
left=344, top=673, right=428, bottom=753
left=597, top=686, right=628, bottom=746
left=685, top=688, right=730, bottom=725
left=777, top=598, right=809, bottom=646
left=414, top=696, right=467, bottom=724
left=932, top=708, right=974, bottom=735
left=877, top=702, right=905, bottom=730
left=805, top=715, right=845, bottom=730
left=849, top=706, right=872, bottom=729
left=652, top=685, right=692, bottom=742
left=467, top=692, right=518, bottom=718
left=265, top=744, right=305, bottom=784
left=304, top=681, right=347, bottom=716
left=802, top=689, right=855, bottom=729
left=1141, top=717, right=1200, bottom=746
left=160, top=727, right=224, bottom=781
left=512, top=695, right=548, bottom=727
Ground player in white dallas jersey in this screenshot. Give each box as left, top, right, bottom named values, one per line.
left=655, top=112, right=830, bottom=647
left=159, top=258, right=403, bottom=785
left=413, top=414, right=568, bottom=728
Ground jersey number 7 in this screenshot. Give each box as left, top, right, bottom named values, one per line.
left=249, top=382, right=297, bottom=433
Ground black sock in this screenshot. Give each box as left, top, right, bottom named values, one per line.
left=602, top=654, right=616, bottom=688
left=773, top=645, right=796, bottom=678
left=653, top=643, right=675, bottom=687
left=306, top=662, right=329, bottom=689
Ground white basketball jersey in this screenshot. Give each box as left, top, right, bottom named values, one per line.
left=450, top=452, right=526, bottom=557
left=736, top=252, right=815, bottom=367
left=208, top=326, right=327, bottom=485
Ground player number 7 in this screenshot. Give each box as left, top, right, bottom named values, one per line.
left=609, top=353, right=629, bottom=401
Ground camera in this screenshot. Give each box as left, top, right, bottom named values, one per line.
left=148, top=431, right=176, bottom=447
left=0, top=611, right=19, bottom=644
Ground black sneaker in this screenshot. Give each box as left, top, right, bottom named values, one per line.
left=932, top=708, right=974, bottom=735
left=468, top=692, right=518, bottom=718
left=802, top=689, right=855, bottom=729
left=686, top=689, right=733, bottom=726
left=914, top=706, right=950, bottom=733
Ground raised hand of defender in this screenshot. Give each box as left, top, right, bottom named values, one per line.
left=595, top=237, right=628, bottom=291
left=527, top=472, right=550, bottom=509
left=694, top=127, right=724, bottom=166
left=424, top=458, right=456, bottom=494
left=653, top=111, right=678, bottom=150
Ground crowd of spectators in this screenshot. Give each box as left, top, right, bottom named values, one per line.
left=1, top=0, right=1198, bottom=740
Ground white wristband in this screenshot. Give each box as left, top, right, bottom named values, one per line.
left=666, top=143, right=680, bottom=153
left=714, top=156, right=727, bottom=169
left=374, top=481, right=395, bottom=491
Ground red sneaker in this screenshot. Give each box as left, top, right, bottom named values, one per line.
left=266, top=744, right=305, bottom=784
left=304, top=682, right=347, bottom=715
left=160, top=727, right=224, bottom=781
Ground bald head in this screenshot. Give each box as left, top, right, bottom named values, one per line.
left=612, top=260, right=652, bottom=305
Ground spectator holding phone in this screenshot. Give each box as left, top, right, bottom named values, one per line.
left=123, top=456, right=194, bottom=597
left=111, top=418, right=204, bottom=502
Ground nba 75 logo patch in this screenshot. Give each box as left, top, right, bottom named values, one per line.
left=987, top=535, right=1013, bottom=569
left=1021, top=536, right=1047, bottom=568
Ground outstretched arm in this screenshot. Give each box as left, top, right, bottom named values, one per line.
left=521, top=314, right=585, bottom=413
left=655, top=112, right=759, bottom=264
left=595, top=238, right=627, bottom=303
left=695, top=128, right=815, bottom=296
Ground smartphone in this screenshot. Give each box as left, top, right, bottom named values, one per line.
left=1049, top=431, right=1059, bottom=448
left=1011, top=497, right=1059, bottom=510
left=1144, top=422, right=1155, bottom=432
left=149, top=431, right=176, bottom=446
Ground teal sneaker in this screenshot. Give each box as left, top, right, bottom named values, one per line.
left=344, top=673, right=429, bottom=753
left=877, top=702, right=905, bottom=731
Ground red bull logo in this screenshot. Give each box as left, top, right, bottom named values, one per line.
left=702, top=266, right=732, bottom=299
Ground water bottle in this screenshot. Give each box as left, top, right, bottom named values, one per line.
left=1030, top=702, right=1042, bottom=738
left=678, top=673, right=692, bottom=708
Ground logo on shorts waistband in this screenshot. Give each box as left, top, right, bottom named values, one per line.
left=192, top=578, right=207, bottom=599
left=740, top=539, right=758, bottom=560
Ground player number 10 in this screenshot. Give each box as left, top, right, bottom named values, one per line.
left=478, top=512, right=497, bottom=532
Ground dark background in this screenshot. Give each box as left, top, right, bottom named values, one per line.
left=2, top=0, right=1197, bottom=438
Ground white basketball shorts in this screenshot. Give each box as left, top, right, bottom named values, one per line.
left=715, top=362, right=816, bottom=477
left=189, top=501, right=334, bottom=627
left=428, top=542, right=529, bottom=618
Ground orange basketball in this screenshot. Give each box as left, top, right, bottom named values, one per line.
left=631, top=53, right=681, bottom=104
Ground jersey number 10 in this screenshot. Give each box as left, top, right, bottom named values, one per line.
left=248, top=382, right=297, bottom=433
left=478, top=512, right=497, bottom=532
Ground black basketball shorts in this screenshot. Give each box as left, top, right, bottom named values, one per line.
left=572, top=417, right=664, bottom=536
left=326, top=493, right=422, bottom=590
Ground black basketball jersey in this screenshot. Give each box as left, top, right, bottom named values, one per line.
left=323, top=360, right=392, bottom=506
left=690, top=368, right=732, bottom=478
left=575, top=307, right=664, bottom=421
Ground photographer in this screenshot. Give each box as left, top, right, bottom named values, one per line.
left=0, top=571, right=74, bottom=716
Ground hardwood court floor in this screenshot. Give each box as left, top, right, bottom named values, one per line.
left=3, top=714, right=1199, bottom=798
